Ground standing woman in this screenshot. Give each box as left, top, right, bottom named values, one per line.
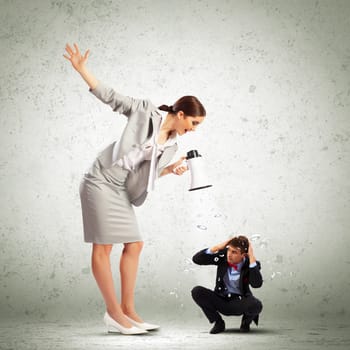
left=63, top=44, right=206, bottom=335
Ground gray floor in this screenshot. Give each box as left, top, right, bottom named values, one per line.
left=0, top=318, right=349, bottom=350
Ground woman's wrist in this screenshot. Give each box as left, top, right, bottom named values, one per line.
left=78, top=67, right=98, bottom=90
left=78, top=65, right=89, bottom=75
left=160, top=166, right=171, bottom=177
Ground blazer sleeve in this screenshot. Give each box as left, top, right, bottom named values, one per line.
left=192, top=248, right=225, bottom=266
left=249, top=261, right=263, bottom=288
left=89, top=81, right=149, bottom=117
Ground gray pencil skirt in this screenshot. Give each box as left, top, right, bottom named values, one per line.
left=79, top=163, right=142, bottom=244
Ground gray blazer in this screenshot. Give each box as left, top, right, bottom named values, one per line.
left=89, top=82, right=178, bottom=206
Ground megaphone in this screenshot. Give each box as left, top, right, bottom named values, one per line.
left=186, top=150, right=212, bottom=191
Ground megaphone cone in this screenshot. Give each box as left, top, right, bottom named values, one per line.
left=186, top=150, right=212, bottom=191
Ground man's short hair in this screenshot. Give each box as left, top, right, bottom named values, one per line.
left=228, top=235, right=249, bottom=253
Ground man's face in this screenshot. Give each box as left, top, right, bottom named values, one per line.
left=226, top=245, right=245, bottom=264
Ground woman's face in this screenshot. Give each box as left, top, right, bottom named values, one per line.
left=174, top=111, right=205, bottom=136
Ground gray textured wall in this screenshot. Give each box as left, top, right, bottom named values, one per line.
left=0, top=0, right=349, bottom=324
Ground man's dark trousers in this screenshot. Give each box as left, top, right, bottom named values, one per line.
left=191, top=286, right=263, bottom=324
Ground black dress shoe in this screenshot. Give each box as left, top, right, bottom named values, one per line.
left=210, top=318, right=225, bottom=334
left=240, top=317, right=251, bottom=333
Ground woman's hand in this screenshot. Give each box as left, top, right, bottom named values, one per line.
left=171, top=157, right=188, bottom=176
left=63, top=43, right=98, bottom=90
left=63, top=43, right=90, bottom=73
left=160, top=157, right=188, bottom=176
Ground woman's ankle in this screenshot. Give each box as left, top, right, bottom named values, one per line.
left=106, top=308, right=132, bottom=327
left=121, top=306, right=143, bottom=322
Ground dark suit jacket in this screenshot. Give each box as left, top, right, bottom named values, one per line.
left=192, top=248, right=263, bottom=297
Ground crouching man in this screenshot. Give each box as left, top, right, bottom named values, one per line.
left=191, top=235, right=263, bottom=333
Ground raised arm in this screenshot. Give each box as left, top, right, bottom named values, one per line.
left=209, top=237, right=233, bottom=253
left=192, top=237, right=232, bottom=266
left=246, top=241, right=263, bottom=288
left=63, top=43, right=148, bottom=117
left=63, top=43, right=98, bottom=90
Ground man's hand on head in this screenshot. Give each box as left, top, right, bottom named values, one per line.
left=210, top=238, right=233, bottom=253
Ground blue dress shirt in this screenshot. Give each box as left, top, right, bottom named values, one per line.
left=205, top=248, right=257, bottom=295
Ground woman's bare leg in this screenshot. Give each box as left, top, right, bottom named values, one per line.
left=91, top=243, right=132, bottom=327
left=120, top=241, right=144, bottom=322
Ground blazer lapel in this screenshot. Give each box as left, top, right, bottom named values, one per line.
left=146, top=114, right=162, bottom=192
left=157, top=144, right=178, bottom=172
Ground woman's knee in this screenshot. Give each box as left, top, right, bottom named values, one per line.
left=92, top=244, right=113, bottom=260
left=123, top=241, right=144, bottom=254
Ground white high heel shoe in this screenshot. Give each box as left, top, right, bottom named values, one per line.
left=103, top=312, right=148, bottom=335
left=124, top=315, right=160, bottom=331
